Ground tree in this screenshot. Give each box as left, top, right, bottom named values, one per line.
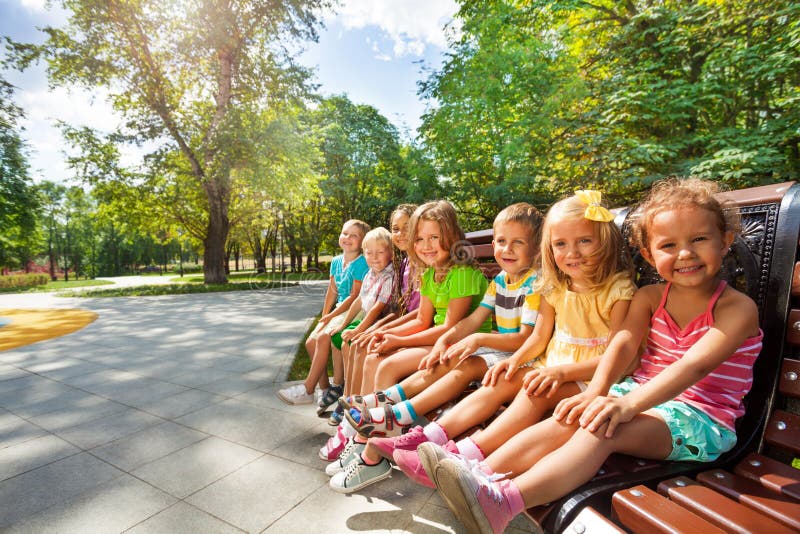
left=420, top=1, right=799, bottom=211
left=10, top=0, right=329, bottom=283
left=0, top=76, right=39, bottom=271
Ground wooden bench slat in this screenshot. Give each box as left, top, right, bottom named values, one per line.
left=786, top=310, right=800, bottom=346
left=696, top=469, right=800, bottom=530
left=734, top=453, right=800, bottom=501
left=764, top=409, right=800, bottom=454
left=657, top=476, right=795, bottom=534
left=778, top=358, right=800, bottom=397
left=562, top=506, right=625, bottom=533
left=611, top=484, right=726, bottom=534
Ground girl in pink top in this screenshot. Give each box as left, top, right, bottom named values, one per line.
left=424, top=178, right=763, bottom=534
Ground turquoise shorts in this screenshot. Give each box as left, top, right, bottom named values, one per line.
left=609, top=378, right=737, bottom=462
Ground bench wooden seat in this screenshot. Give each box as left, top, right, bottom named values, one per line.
left=656, top=476, right=795, bottom=533
left=464, top=181, right=800, bottom=532
left=611, top=484, right=726, bottom=533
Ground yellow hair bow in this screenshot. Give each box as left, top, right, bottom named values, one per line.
left=574, top=190, right=615, bottom=222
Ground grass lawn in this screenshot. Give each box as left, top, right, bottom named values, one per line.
left=0, top=278, right=114, bottom=293
left=63, top=280, right=297, bottom=297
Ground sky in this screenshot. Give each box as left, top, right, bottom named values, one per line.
left=0, top=0, right=458, bottom=184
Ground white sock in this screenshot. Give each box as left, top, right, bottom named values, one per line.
left=390, top=401, right=417, bottom=425
left=383, top=384, right=406, bottom=403
left=341, top=420, right=357, bottom=438
left=422, top=422, right=448, bottom=445
left=359, top=392, right=381, bottom=408
left=455, top=436, right=485, bottom=461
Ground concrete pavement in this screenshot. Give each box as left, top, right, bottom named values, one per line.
left=0, top=280, right=534, bottom=533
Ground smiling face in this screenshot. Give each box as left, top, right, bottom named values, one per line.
left=641, top=206, right=733, bottom=289
left=493, top=221, right=536, bottom=281
left=339, top=223, right=364, bottom=254
left=414, top=219, right=450, bottom=267
left=364, top=240, right=392, bottom=272
left=549, top=216, right=601, bottom=290
left=391, top=212, right=411, bottom=252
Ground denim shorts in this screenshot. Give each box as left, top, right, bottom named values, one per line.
left=610, top=378, right=737, bottom=462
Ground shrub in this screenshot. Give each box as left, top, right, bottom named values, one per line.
left=0, top=273, right=50, bottom=289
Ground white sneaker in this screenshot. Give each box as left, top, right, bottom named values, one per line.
left=277, top=384, right=314, bottom=405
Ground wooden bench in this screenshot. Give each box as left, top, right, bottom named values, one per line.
left=463, top=181, right=800, bottom=533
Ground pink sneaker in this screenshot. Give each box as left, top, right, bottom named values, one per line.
left=434, top=457, right=521, bottom=534
left=393, top=440, right=458, bottom=488
left=393, top=448, right=435, bottom=487
left=370, top=426, right=426, bottom=460
left=318, top=425, right=347, bottom=461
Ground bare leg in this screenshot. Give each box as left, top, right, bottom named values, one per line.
left=349, top=344, right=368, bottom=396
left=434, top=374, right=525, bottom=440
left=374, top=346, right=432, bottom=390
left=331, top=347, right=344, bottom=386
left=404, top=358, right=489, bottom=416
left=396, top=356, right=464, bottom=397
left=304, top=332, right=331, bottom=393
left=362, top=351, right=391, bottom=393
left=342, top=343, right=352, bottom=395
left=471, top=382, right=580, bottom=456
left=508, top=412, right=672, bottom=507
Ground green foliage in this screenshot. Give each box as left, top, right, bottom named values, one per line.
left=421, top=0, right=800, bottom=210
left=0, top=273, right=49, bottom=289
left=0, top=76, right=40, bottom=269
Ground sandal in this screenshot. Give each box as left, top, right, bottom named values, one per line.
left=317, top=384, right=343, bottom=416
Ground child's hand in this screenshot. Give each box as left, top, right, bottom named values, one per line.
left=442, top=336, right=479, bottom=363
left=482, top=358, right=516, bottom=386
left=366, top=332, right=385, bottom=352
left=553, top=390, right=597, bottom=424
left=522, top=367, right=564, bottom=397
left=373, top=333, right=401, bottom=354
left=579, top=395, right=636, bottom=438
left=341, top=329, right=357, bottom=342
left=418, top=350, right=442, bottom=370
left=318, top=313, right=333, bottom=326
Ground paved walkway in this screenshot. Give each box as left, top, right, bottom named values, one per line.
left=0, top=281, right=533, bottom=533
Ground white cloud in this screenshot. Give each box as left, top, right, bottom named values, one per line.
left=19, top=0, right=47, bottom=13
left=334, top=0, right=458, bottom=58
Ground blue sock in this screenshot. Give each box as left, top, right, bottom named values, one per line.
left=390, top=400, right=417, bottom=425
left=384, top=384, right=406, bottom=403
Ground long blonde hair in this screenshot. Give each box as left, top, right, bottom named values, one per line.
left=539, top=194, right=632, bottom=293
left=406, top=200, right=476, bottom=272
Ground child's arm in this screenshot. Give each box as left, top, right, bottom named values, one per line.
left=553, top=290, right=654, bottom=424
left=342, top=300, right=386, bottom=342
left=317, top=276, right=338, bottom=324
left=320, top=279, right=363, bottom=323
left=523, top=298, right=631, bottom=398
left=374, top=294, right=473, bottom=353
left=334, top=297, right=363, bottom=334
left=418, top=306, right=493, bottom=369
left=483, top=299, right=556, bottom=386
left=582, top=290, right=759, bottom=438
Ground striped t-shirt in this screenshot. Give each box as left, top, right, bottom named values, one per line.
left=479, top=269, right=540, bottom=333
left=631, top=281, right=763, bottom=430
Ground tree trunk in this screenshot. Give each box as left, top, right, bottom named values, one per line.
left=203, top=185, right=229, bottom=284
